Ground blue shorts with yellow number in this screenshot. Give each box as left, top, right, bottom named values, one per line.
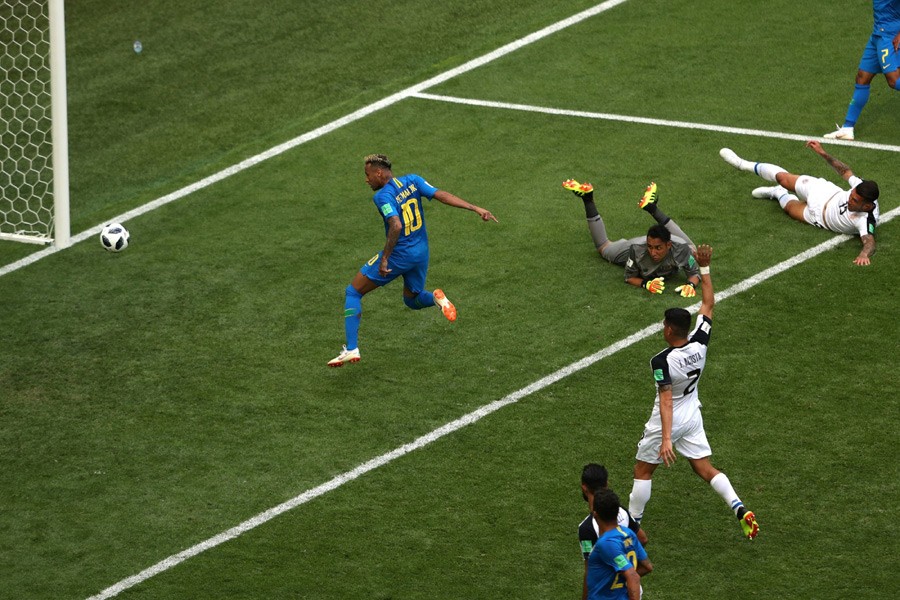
left=859, top=31, right=899, bottom=74
left=359, top=248, right=429, bottom=293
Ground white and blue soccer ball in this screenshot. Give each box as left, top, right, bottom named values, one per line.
left=100, top=223, right=130, bottom=252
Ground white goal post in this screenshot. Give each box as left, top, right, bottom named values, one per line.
left=0, top=0, right=70, bottom=247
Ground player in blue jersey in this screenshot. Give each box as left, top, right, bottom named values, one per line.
left=579, top=464, right=647, bottom=600
left=585, top=489, right=652, bottom=600
left=824, top=0, right=900, bottom=140
left=328, top=154, right=497, bottom=367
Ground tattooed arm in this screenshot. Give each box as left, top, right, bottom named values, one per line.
left=806, top=140, right=854, bottom=181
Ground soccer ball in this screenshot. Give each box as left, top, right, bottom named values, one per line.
left=100, top=223, right=130, bottom=252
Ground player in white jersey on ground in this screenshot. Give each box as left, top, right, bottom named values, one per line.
left=719, top=141, right=880, bottom=265
left=627, top=245, right=759, bottom=540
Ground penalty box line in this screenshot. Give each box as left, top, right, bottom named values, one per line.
left=86, top=205, right=900, bottom=600
left=411, top=92, right=900, bottom=154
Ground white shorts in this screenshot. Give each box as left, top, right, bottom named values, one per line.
left=635, top=410, right=712, bottom=463
left=793, top=175, right=842, bottom=228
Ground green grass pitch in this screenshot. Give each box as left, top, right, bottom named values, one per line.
left=0, top=1, right=898, bottom=598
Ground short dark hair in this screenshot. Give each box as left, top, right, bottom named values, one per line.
left=664, top=307, right=691, bottom=338
left=855, top=180, right=879, bottom=204
left=592, top=488, right=621, bottom=523
left=581, top=463, right=609, bottom=491
left=646, top=224, right=671, bottom=243
left=364, top=153, right=392, bottom=170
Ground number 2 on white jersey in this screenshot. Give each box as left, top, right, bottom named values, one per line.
left=683, top=368, right=702, bottom=395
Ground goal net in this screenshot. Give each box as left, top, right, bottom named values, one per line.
left=0, top=0, right=69, bottom=247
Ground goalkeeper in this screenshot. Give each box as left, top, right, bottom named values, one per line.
left=562, top=179, right=700, bottom=296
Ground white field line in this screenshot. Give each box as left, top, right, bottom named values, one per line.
left=3, top=0, right=872, bottom=594
left=0, top=0, right=630, bottom=280
left=412, top=92, right=900, bottom=154
left=87, top=205, right=900, bottom=600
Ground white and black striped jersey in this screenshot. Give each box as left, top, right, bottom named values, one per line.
left=578, top=507, right=642, bottom=560
left=648, top=315, right=712, bottom=421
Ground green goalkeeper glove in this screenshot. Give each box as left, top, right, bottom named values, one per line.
left=643, top=277, right=665, bottom=294
left=675, top=282, right=697, bottom=298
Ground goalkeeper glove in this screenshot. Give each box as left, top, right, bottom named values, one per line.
left=643, top=277, right=665, bottom=294
left=675, top=282, right=697, bottom=298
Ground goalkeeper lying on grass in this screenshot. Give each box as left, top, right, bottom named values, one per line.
left=562, top=180, right=700, bottom=297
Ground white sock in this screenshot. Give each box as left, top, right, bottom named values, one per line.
left=710, top=472, right=744, bottom=515
left=754, top=162, right=786, bottom=183
left=629, top=479, right=653, bottom=522
left=776, top=188, right=799, bottom=209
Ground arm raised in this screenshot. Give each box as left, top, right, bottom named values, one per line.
left=806, top=140, right=854, bottom=182
left=694, top=244, right=714, bottom=320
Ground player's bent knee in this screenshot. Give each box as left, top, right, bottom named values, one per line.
left=633, top=461, right=657, bottom=479
left=783, top=200, right=807, bottom=222
left=855, top=70, right=875, bottom=85
left=688, top=457, right=717, bottom=480
left=774, top=172, right=796, bottom=189
left=346, top=284, right=363, bottom=299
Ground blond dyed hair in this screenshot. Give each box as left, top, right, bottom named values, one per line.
left=364, top=154, right=392, bottom=170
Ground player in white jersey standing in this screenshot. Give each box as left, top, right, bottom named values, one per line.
left=719, top=141, right=880, bottom=265
left=627, top=245, right=759, bottom=540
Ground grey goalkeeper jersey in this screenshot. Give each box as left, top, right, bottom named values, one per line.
left=624, top=238, right=698, bottom=281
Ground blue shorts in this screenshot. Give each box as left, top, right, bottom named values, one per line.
left=859, top=31, right=899, bottom=74
left=359, top=249, right=429, bottom=293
